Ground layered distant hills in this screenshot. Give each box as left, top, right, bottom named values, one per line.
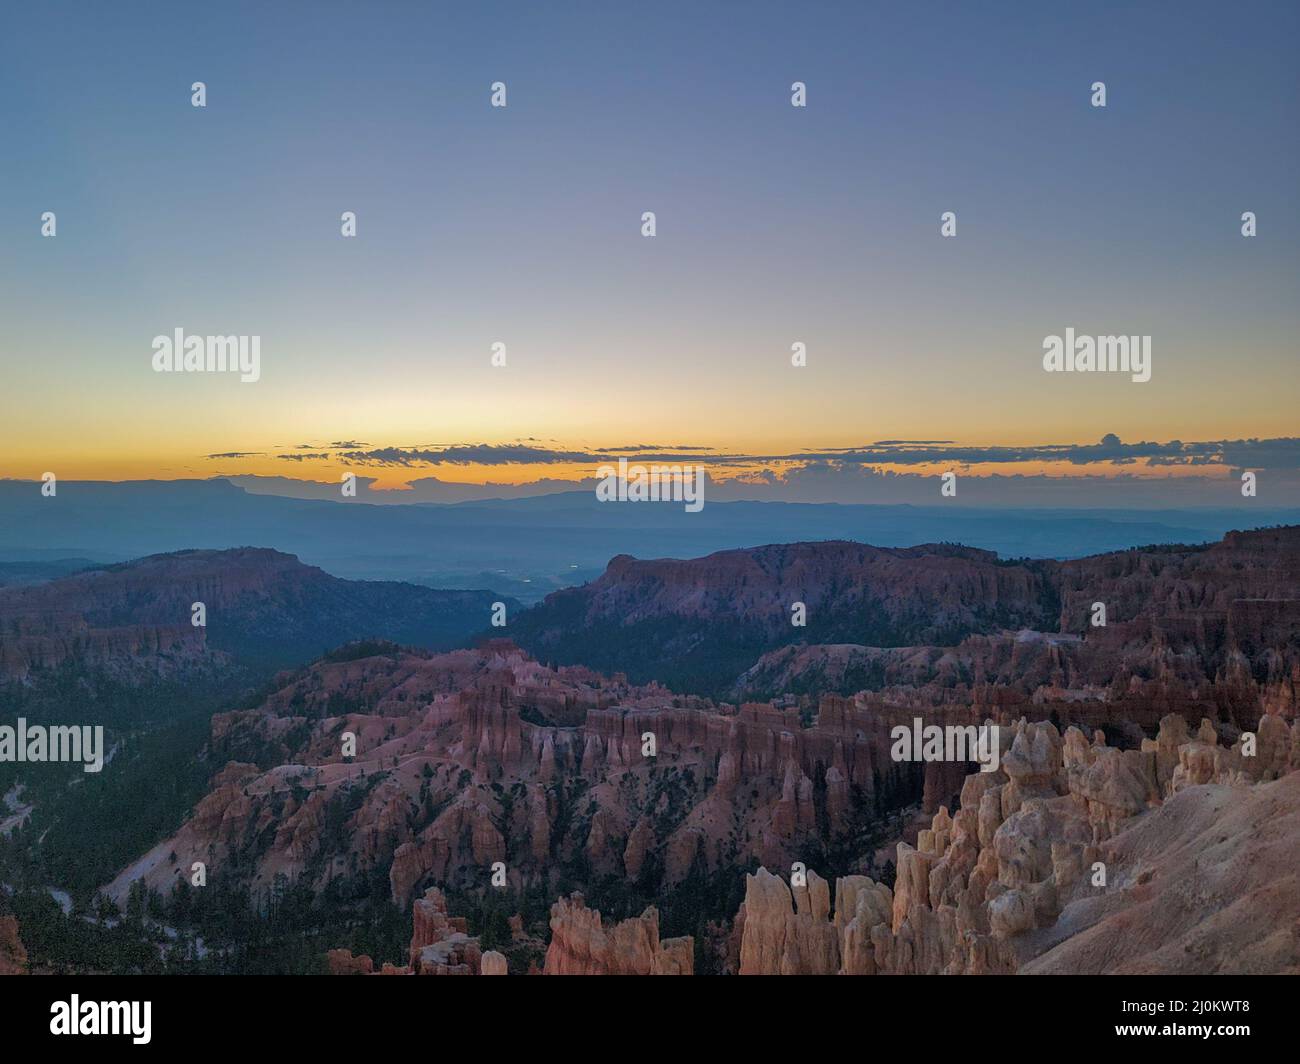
left=512, top=528, right=1300, bottom=714
left=0, top=547, right=513, bottom=683
left=4, top=477, right=1297, bottom=601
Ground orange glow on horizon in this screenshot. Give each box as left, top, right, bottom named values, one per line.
left=0, top=453, right=1240, bottom=491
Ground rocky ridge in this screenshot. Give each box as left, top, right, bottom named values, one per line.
left=516, top=528, right=1300, bottom=716
left=0, top=547, right=509, bottom=681
left=102, top=642, right=1001, bottom=909
left=733, top=711, right=1300, bottom=974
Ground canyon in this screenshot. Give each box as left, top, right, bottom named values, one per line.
left=6, top=526, right=1299, bottom=975
left=327, top=707, right=1300, bottom=975
left=97, top=528, right=1300, bottom=974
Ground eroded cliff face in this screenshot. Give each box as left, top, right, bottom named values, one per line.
left=528, top=541, right=1053, bottom=638
left=107, top=643, right=932, bottom=908
left=514, top=528, right=1300, bottom=720
left=734, top=712, right=1300, bottom=975
left=321, top=705, right=1299, bottom=978
left=511, top=541, right=1057, bottom=693
left=104, top=623, right=1300, bottom=929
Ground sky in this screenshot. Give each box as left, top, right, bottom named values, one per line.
left=1, top=1, right=1297, bottom=504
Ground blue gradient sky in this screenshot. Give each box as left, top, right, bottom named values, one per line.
left=1, top=1, right=1297, bottom=496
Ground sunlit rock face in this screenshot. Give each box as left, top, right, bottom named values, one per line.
left=543, top=893, right=692, bottom=975
left=733, top=714, right=1300, bottom=975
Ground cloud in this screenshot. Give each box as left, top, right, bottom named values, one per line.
left=779, top=436, right=1300, bottom=469
left=336, top=444, right=608, bottom=466
left=593, top=443, right=713, bottom=453
left=209, top=435, right=1300, bottom=477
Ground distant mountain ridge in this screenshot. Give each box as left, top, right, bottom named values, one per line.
left=511, top=526, right=1300, bottom=702
left=3, top=478, right=1296, bottom=600
left=0, top=547, right=514, bottom=681
left=0, top=557, right=99, bottom=587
